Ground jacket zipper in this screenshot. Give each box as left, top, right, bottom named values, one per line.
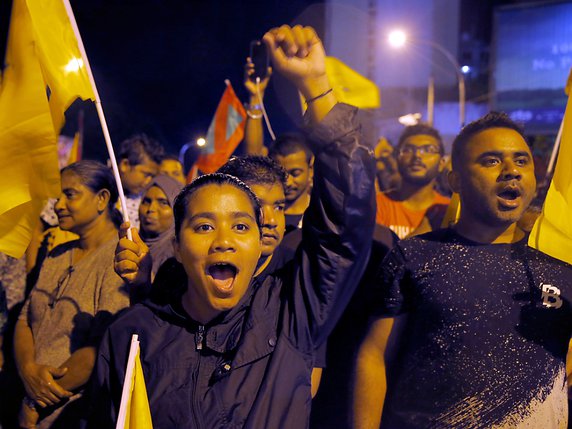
left=191, top=325, right=205, bottom=428
left=195, top=325, right=204, bottom=350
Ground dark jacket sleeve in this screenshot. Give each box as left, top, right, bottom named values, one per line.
left=287, top=103, right=376, bottom=351
left=86, top=321, right=129, bottom=429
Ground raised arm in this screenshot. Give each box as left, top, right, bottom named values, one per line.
left=265, top=25, right=376, bottom=346
left=243, top=57, right=272, bottom=155
left=263, top=25, right=336, bottom=125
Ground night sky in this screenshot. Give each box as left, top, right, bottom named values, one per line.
left=1, top=0, right=533, bottom=161
left=62, top=0, right=326, bottom=161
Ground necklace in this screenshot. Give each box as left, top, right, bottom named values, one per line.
left=48, top=247, right=75, bottom=308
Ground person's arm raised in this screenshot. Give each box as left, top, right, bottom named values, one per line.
left=243, top=57, right=271, bottom=155
left=263, top=25, right=336, bottom=125
left=264, top=24, right=376, bottom=349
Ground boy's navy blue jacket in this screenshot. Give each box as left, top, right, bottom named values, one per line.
left=88, top=104, right=376, bottom=428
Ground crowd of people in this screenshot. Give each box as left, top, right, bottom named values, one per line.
left=0, top=23, right=570, bottom=429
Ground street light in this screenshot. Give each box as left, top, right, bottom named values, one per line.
left=387, top=30, right=466, bottom=127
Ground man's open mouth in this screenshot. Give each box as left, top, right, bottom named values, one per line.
left=497, top=186, right=522, bottom=209
left=207, top=262, right=238, bottom=294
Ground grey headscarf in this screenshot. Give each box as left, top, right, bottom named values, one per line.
left=139, top=174, right=183, bottom=277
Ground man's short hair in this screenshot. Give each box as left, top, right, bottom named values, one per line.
left=397, top=124, right=444, bottom=155
left=451, top=112, right=527, bottom=171
left=173, top=173, right=263, bottom=241
left=218, top=156, right=288, bottom=191
left=162, top=153, right=181, bottom=163
left=268, top=133, right=313, bottom=163
left=119, top=134, right=165, bottom=165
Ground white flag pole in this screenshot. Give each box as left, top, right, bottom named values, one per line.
left=116, top=334, right=140, bottom=429
left=61, top=0, right=132, bottom=240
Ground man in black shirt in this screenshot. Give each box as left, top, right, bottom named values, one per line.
left=269, top=134, right=313, bottom=233
left=354, top=112, right=572, bottom=429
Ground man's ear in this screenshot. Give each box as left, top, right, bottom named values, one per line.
left=448, top=170, right=461, bottom=194
left=119, top=159, right=130, bottom=173
left=438, top=156, right=447, bottom=173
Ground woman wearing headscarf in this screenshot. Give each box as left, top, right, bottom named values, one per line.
left=14, top=161, right=129, bottom=428
left=138, top=174, right=183, bottom=279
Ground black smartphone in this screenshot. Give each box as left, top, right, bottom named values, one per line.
left=249, top=40, right=269, bottom=81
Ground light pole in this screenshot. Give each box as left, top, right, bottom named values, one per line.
left=388, top=30, right=466, bottom=128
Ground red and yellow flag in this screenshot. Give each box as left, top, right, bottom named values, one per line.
left=196, top=81, right=246, bottom=174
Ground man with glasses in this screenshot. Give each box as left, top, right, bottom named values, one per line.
left=376, top=124, right=449, bottom=239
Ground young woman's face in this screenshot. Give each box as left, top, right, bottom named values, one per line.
left=139, top=186, right=174, bottom=237
left=174, top=183, right=262, bottom=322
left=54, top=170, right=107, bottom=235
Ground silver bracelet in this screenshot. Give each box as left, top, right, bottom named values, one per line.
left=246, top=110, right=263, bottom=119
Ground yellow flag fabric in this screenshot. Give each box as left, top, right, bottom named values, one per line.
left=440, top=192, right=461, bottom=228
left=123, top=349, right=153, bottom=429
left=529, top=78, right=572, bottom=265
left=0, top=0, right=95, bottom=258
left=26, top=0, right=96, bottom=133
left=69, top=130, right=82, bottom=164
left=324, top=57, right=380, bottom=109
left=0, top=0, right=59, bottom=258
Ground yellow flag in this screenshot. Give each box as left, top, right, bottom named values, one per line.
left=0, top=0, right=59, bottom=258
left=123, top=349, right=153, bottom=429
left=26, top=0, right=96, bottom=133
left=529, top=69, right=572, bottom=264
left=325, top=57, right=380, bottom=109
left=0, top=0, right=95, bottom=258
left=440, top=192, right=461, bottom=228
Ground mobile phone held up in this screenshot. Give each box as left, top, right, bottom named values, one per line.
left=249, top=40, right=269, bottom=82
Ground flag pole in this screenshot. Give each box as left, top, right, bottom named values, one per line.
left=116, top=334, right=140, bottom=429
left=61, top=0, right=132, bottom=239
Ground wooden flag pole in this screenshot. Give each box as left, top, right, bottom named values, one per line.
left=61, top=0, right=132, bottom=239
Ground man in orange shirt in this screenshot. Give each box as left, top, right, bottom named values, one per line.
left=376, top=124, right=449, bottom=239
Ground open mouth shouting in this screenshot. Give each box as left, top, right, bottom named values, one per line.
left=207, top=262, right=239, bottom=297
left=496, top=184, right=523, bottom=210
